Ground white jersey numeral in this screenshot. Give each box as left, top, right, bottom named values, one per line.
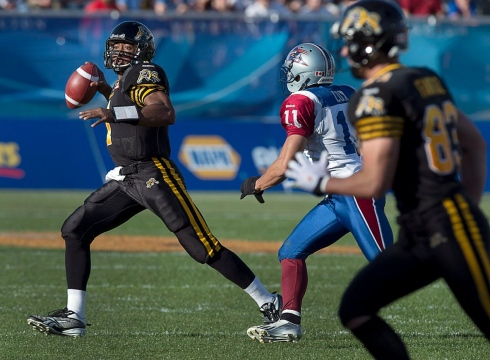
left=284, top=109, right=302, bottom=128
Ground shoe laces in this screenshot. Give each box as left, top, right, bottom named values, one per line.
left=260, top=303, right=276, bottom=322
left=48, top=307, right=76, bottom=317
left=260, top=293, right=281, bottom=323
left=47, top=307, right=91, bottom=326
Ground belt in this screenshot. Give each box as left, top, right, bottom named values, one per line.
left=120, top=162, right=152, bottom=175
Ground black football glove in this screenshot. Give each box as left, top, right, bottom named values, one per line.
left=240, top=176, right=265, bottom=204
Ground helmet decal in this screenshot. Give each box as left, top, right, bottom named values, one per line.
left=109, top=33, right=126, bottom=40
left=135, top=26, right=151, bottom=41
left=341, top=6, right=382, bottom=37
left=288, top=47, right=310, bottom=67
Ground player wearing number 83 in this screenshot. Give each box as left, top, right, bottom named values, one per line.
left=285, top=0, right=490, bottom=358
left=244, top=42, right=393, bottom=343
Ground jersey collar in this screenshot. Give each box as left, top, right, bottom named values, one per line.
left=364, top=63, right=404, bottom=86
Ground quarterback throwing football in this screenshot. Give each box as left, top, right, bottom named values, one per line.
left=27, top=21, right=281, bottom=337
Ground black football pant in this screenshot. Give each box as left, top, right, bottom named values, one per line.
left=338, top=192, right=490, bottom=359
left=61, top=157, right=255, bottom=291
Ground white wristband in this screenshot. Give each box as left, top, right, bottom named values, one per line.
left=112, top=105, right=139, bottom=123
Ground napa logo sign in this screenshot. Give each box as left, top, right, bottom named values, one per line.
left=178, top=135, right=241, bottom=180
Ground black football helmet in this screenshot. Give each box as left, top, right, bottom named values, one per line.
left=332, top=0, right=408, bottom=68
left=104, top=21, right=156, bottom=75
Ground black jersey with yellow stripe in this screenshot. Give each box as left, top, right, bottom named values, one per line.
left=106, top=62, right=171, bottom=166
left=347, top=64, right=463, bottom=214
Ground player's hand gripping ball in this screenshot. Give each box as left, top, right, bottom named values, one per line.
left=65, top=62, right=99, bottom=109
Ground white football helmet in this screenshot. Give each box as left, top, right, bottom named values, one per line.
left=281, top=43, right=335, bottom=94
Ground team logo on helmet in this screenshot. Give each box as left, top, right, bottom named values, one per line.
left=135, top=25, right=150, bottom=41
left=288, top=47, right=309, bottom=66
left=341, top=6, right=382, bottom=36
left=137, top=69, right=160, bottom=84
left=355, top=95, right=385, bottom=117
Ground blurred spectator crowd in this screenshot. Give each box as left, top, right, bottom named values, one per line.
left=0, top=0, right=489, bottom=20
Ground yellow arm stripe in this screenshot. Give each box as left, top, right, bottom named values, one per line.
left=152, top=156, right=221, bottom=257
left=129, top=85, right=167, bottom=108
left=356, top=116, right=404, bottom=141
left=443, top=195, right=490, bottom=317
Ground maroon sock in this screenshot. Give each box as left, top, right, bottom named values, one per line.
left=280, top=259, right=307, bottom=324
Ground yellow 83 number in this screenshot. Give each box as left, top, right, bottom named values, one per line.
left=423, top=101, right=459, bottom=175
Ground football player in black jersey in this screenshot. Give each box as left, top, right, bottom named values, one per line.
left=27, top=21, right=281, bottom=337
left=285, top=0, right=490, bottom=358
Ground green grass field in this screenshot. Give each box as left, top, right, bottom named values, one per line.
left=1, top=190, right=489, bottom=359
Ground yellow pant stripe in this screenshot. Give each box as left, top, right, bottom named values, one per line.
left=152, top=157, right=221, bottom=256
left=443, top=196, right=490, bottom=316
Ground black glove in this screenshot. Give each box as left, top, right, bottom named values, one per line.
left=240, top=176, right=265, bottom=203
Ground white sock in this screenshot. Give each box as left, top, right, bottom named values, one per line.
left=67, top=289, right=86, bottom=321
left=244, top=277, right=274, bottom=307
left=282, top=309, right=301, bottom=317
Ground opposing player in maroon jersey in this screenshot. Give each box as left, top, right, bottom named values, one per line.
left=27, top=21, right=281, bottom=337
left=286, top=1, right=490, bottom=358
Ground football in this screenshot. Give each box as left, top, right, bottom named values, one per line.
left=65, top=62, right=99, bottom=109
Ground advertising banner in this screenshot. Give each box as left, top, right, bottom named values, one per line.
left=1, top=14, right=490, bottom=190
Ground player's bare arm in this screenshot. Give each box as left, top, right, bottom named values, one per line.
left=79, top=91, right=175, bottom=128
left=255, top=134, right=307, bottom=192
left=457, top=109, right=487, bottom=204
left=139, top=90, right=176, bottom=127
left=326, top=137, right=399, bottom=199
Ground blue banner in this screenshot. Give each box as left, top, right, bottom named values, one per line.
left=3, top=117, right=490, bottom=192
left=0, top=116, right=288, bottom=190
left=1, top=14, right=490, bottom=190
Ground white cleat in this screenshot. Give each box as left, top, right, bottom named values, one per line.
left=247, top=319, right=302, bottom=343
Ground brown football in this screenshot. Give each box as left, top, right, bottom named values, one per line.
left=65, top=62, right=99, bottom=109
